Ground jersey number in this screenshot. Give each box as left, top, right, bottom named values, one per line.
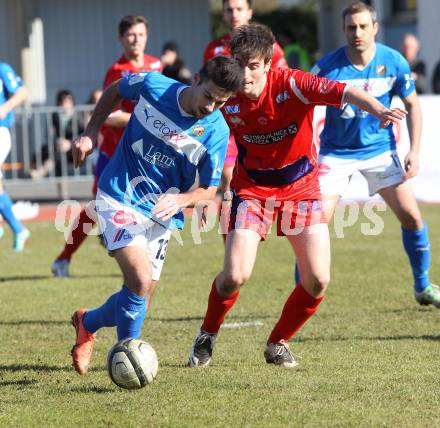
left=155, top=238, right=169, bottom=260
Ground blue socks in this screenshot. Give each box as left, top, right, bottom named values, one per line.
left=115, top=286, right=147, bottom=340
left=402, top=224, right=431, bottom=292
left=83, top=291, right=119, bottom=333
left=0, top=192, right=23, bottom=234
left=83, top=285, right=147, bottom=340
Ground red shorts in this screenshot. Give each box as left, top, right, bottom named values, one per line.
left=227, top=194, right=325, bottom=240
left=223, top=134, right=238, bottom=169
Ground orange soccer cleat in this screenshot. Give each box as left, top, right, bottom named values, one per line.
left=71, top=309, right=96, bottom=375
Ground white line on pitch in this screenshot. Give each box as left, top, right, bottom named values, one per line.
left=223, top=320, right=264, bottom=329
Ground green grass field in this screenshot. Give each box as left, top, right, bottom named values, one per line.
left=0, top=205, right=439, bottom=427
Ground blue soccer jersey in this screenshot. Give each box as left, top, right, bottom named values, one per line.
left=98, top=72, right=229, bottom=230
left=0, top=63, right=24, bottom=128
left=312, top=43, right=415, bottom=159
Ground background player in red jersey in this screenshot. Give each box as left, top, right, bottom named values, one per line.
left=188, top=23, right=406, bottom=368
left=52, top=15, right=162, bottom=281
left=204, top=0, right=288, bottom=239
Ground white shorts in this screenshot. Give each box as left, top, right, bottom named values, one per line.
left=318, top=150, right=405, bottom=197
left=96, top=190, right=171, bottom=281
left=0, top=127, right=12, bottom=179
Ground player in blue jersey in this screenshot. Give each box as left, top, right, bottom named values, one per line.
left=0, top=62, right=30, bottom=251
left=312, top=2, right=439, bottom=307
left=69, top=56, right=243, bottom=375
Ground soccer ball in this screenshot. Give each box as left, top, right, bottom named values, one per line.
left=107, top=339, right=158, bottom=390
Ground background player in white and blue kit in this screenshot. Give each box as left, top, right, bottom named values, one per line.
left=313, top=2, right=439, bottom=307
left=69, top=56, right=243, bottom=375
left=0, top=62, right=30, bottom=251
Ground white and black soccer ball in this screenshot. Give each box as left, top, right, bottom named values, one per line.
left=107, top=339, right=158, bottom=390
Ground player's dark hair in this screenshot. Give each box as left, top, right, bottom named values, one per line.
left=56, top=89, right=74, bottom=106
left=222, top=0, right=252, bottom=8
left=118, top=15, right=148, bottom=37
left=230, top=23, right=274, bottom=64
left=342, top=1, right=377, bottom=24
left=198, top=56, right=243, bottom=93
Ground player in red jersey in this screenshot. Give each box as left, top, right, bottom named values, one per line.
left=52, top=15, right=162, bottom=281
left=204, top=0, right=288, bottom=239
left=188, top=23, right=407, bottom=368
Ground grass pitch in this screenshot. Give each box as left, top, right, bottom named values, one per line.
left=0, top=205, right=439, bottom=427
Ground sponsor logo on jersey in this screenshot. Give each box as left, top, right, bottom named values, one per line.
left=229, top=116, right=245, bottom=127
left=242, top=122, right=298, bottom=144
left=134, top=97, right=207, bottom=166
left=192, top=125, right=205, bottom=137
left=276, top=91, right=290, bottom=103
left=113, top=228, right=134, bottom=242
left=128, top=72, right=148, bottom=85
left=132, top=141, right=176, bottom=168
left=224, top=104, right=240, bottom=114
left=113, top=210, right=138, bottom=225
left=376, top=64, right=386, bottom=75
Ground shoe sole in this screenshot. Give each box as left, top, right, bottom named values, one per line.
left=187, top=356, right=211, bottom=368
left=71, top=312, right=89, bottom=375
left=265, top=359, right=299, bottom=368
left=415, top=298, right=440, bottom=308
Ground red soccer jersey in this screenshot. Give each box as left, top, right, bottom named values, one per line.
left=221, top=68, right=347, bottom=201
left=100, top=54, right=162, bottom=157
left=203, top=33, right=288, bottom=69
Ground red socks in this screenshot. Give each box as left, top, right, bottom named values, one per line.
left=201, top=280, right=240, bottom=334
left=57, top=208, right=95, bottom=262
left=268, top=283, right=323, bottom=344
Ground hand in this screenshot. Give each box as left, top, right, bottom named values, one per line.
left=403, top=150, right=420, bottom=180
left=72, top=135, right=94, bottom=167
left=153, top=193, right=186, bottom=221
left=56, top=138, right=72, bottom=153
left=379, top=107, right=407, bottom=128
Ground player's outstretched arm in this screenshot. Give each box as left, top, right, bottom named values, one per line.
left=345, top=86, right=408, bottom=128
left=153, top=186, right=218, bottom=222
left=72, top=80, right=123, bottom=167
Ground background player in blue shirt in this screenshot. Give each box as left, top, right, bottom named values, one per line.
left=0, top=62, right=30, bottom=251
left=69, top=56, right=243, bottom=375
left=312, top=2, right=439, bottom=307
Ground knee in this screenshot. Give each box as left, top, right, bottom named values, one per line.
left=401, top=214, right=424, bottom=231
left=302, top=274, right=330, bottom=298
left=126, top=272, right=152, bottom=297
left=218, top=270, right=250, bottom=295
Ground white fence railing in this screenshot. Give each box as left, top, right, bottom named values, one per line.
left=4, top=105, right=96, bottom=182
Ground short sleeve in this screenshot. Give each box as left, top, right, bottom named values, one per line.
left=0, top=63, right=23, bottom=97
left=288, top=69, right=346, bottom=108
left=197, top=124, right=230, bottom=187
left=118, top=72, right=152, bottom=102
left=394, top=53, right=416, bottom=98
